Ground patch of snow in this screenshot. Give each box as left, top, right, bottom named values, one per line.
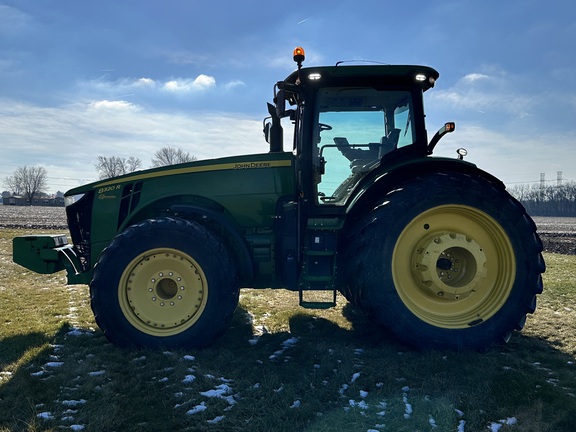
left=403, top=391, right=412, bottom=419
left=186, top=402, right=207, bottom=415
left=201, top=384, right=236, bottom=405
left=455, top=409, right=465, bottom=417
left=182, top=355, right=195, bottom=361
left=61, top=399, right=87, bottom=407
left=37, top=412, right=54, bottom=420
left=207, top=415, right=225, bottom=424
left=351, top=372, right=361, bottom=383
left=429, top=415, right=438, bottom=428
left=282, top=337, right=299, bottom=347
left=458, top=420, right=466, bottom=432
left=359, top=390, right=369, bottom=398
left=131, top=356, right=146, bottom=362
left=45, top=362, right=64, bottom=368
left=66, top=328, right=92, bottom=337
left=489, top=422, right=502, bottom=432
left=182, top=375, right=196, bottom=384
left=70, top=425, right=85, bottom=431
left=88, top=370, right=105, bottom=376
left=290, top=400, right=301, bottom=408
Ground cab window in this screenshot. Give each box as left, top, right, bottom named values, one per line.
left=313, top=87, right=415, bottom=205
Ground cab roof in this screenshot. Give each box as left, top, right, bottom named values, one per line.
left=283, top=64, right=440, bottom=92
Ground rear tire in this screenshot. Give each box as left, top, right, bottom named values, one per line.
left=344, top=172, right=545, bottom=350
left=90, top=217, right=239, bottom=349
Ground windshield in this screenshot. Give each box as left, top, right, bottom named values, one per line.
left=313, top=87, right=415, bottom=205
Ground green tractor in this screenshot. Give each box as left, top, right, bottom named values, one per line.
left=13, top=48, right=544, bottom=350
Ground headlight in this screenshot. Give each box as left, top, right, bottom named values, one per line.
left=65, top=194, right=85, bottom=207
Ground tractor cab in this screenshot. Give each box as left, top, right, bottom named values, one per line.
left=265, top=47, right=442, bottom=208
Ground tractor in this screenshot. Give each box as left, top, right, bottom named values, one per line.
left=13, top=48, right=544, bottom=350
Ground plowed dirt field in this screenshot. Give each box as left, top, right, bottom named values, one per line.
left=1, top=205, right=574, bottom=255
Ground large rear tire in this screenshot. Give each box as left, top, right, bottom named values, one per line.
left=90, top=217, right=239, bottom=349
left=344, top=172, right=545, bottom=350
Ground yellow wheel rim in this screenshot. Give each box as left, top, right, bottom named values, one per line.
left=392, top=205, right=516, bottom=329
left=118, top=248, right=208, bottom=337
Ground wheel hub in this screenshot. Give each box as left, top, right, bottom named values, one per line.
left=415, top=232, right=487, bottom=301
left=122, top=250, right=207, bottom=334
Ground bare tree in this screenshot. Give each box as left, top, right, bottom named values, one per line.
left=4, top=166, right=48, bottom=205
left=151, top=147, right=197, bottom=167
left=509, top=181, right=576, bottom=216
left=95, top=156, right=142, bottom=180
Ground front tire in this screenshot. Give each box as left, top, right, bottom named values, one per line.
left=90, top=217, right=239, bottom=349
left=345, top=172, right=545, bottom=350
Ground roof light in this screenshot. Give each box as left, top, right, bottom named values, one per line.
left=293, top=47, right=305, bottom=63
left=308, top=73, right=321, bottom=80
left=415, top=74, right=427, bottom=82
left=293, top=47, right=305, bottom=69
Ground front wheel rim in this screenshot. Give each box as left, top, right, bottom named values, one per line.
left=118, top=248, right=208, bottom=337
left=392, top=205, right=516, bottom=329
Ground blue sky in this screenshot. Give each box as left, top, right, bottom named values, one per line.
left=1, top=0, right=575, bottom=193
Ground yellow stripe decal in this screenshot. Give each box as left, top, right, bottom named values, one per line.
left=94, top=159, right=293, bottom=188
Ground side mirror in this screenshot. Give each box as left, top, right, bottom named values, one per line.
left=275, top=89, right=286, bottom=118
left=263, top=119, right=271, bottom=144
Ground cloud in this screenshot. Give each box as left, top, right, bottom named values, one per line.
left=89, top=100, right=138, bottom=110
left=432, top=124, right=576, bottom=185
left=163, top=75, right=216, bottom=92
left=462, top=73, right=489, bottom=83
left=0, top=5, right=33, bottom=35
left=0, top=98, right=267, bottom=192
left=428, top=69, right=533, bottom=121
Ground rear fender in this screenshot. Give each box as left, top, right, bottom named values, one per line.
left=347, top=158, right=505, bottom=222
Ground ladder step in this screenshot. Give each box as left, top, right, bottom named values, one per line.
left=300, top=301, right=336, bottom=309
left=302, top=275, right=333, bottom=282
left=303, top=250, right=335, bottom=256
left=299, top=289, right=337, bottom=309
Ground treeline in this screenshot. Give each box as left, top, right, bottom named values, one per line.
left=509, top=182, right=576, bottom=217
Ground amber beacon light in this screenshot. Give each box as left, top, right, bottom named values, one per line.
left=293, top=47, right=305, bottom=68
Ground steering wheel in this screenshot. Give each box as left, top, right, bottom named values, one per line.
left=319, top=123, right=332, bottom=132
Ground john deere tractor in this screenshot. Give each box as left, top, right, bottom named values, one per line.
left=13, top=48, right=544, bottom=350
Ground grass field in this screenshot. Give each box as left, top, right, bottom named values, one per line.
left=1, top=228, right=575, bottom=432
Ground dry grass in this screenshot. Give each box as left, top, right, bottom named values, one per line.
left=1, top=228, right=575, bottom=432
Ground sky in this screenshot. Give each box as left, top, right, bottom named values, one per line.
left=1, top=0, right=575, bottom=193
